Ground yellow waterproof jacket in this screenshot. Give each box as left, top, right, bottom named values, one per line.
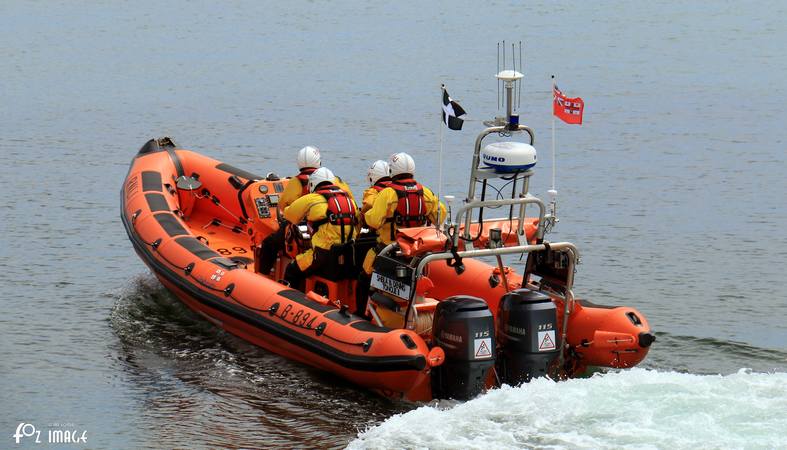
left=360, top=183, right=390, bottom=219
left=284, top=183, right=359, bottom=270
left=364, top=182, right=446, bottom=245
left=361, top=187, right=379, bottom=215
left=280, top=175, right=352, bottom=211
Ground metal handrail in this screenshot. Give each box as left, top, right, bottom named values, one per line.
left=412, top=241, right=578, bottom=284
left=403, top=241, right=578, bottom=323
left=453, top=195, right=546, bottom=246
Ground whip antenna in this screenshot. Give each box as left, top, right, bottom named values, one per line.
left=518, top=41, right=523, bottom=109
left=502, top=40, right=506, bottom=107
left=497, top=42, right=501, bottom=110
left=511, top=43, right=516, bottom=110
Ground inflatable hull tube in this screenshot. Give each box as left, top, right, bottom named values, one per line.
left=121, top=141, right=431, bottom=400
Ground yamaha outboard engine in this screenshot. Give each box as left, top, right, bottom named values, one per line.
left=432, top=296, right=495, bottom=400
left=497, top=289, right=559, bottom=384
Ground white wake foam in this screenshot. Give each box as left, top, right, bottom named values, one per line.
left=349, top=369, right=787, bottom=450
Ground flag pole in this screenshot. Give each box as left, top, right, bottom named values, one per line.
left=549, top=75, right=558, bottom=222
left=551, top=75, right=556, bottom=193
left=437, top=84, right=445, bottom=230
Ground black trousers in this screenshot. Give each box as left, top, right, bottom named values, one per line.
left=257, top=225, right=286, bottom=275
left=283, top=247, right=332, bottom=291
left=355, top=273, right=371, bottom=316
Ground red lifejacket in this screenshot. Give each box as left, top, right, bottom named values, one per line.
left=296, top=167, right=317, bottom=196
left=372, top=180, right=391, bottom=192
left=311, top=184, right=357, bottom=243
left=387, top=178, right=428, bottom=240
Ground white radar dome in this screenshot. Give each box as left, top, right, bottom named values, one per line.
left=480, top=141, right=537, bottom=173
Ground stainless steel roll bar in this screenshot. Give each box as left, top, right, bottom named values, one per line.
left=452, top=195, right=546, bottom=246
left=464, top=125, right=535, bottom=236
left=410, top=242, right=578, bottom=298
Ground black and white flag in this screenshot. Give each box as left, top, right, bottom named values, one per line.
left=442, top=86, right=467, bottom=130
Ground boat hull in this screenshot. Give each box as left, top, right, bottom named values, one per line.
left=122, top=141, right=432, bottom=400
left=121, top=138, right=653, bottom=400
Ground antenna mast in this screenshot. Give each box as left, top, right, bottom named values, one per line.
left=462, top=42, right=538, bottom=248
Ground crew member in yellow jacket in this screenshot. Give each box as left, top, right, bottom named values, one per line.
left=258, top=146, right=355, bottom=275
left=361, top=160, right=392, bottom=218
left=363, top=152, right=446, bottom=274
left=283, top=167, right=359, bottom=289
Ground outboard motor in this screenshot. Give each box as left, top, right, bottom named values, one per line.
left=432, top=296, right=495, bottom=400
left=497, top=289, right=559, bottom=385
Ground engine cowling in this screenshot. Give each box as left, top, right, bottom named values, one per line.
left=431, top=296, right=495, bottom=400
left=496, top=289, right=559, bottom=384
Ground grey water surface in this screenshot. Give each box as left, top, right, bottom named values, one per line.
left=1, top=1, right=785, bottom=448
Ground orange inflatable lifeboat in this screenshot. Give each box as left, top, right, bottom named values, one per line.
left=121, top=134, right=654, bottom=401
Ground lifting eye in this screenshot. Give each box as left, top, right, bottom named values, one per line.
left=626, top=312, right=642, bottom=326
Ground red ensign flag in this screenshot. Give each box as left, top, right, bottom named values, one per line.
left=553, top=85, right=584, bottom=125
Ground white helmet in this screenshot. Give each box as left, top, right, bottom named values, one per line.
left=367, top=160, right=390, bottom=185
left=389, top=152, right=415, bottom=177
left=296, top=145, right=321, bottom=169
left=308, top=167, right=335, bottom=192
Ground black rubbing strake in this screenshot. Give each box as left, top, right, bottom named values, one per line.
left=154, top=213, right=189, bottom=237
left=350, top=321, right=392, bottom=333
left=326, top=310, right=360, bottom=325
left=277, top=289, right=335, bottom=313
left=577, top=299, right=617, bottom=310
left=210, top=257, right=240, bottom=270
left=141, top=171, right=163, bottom=192
left=230, top=256, right=254, bottom=265
left=215, top=163, right=261, bottom=181
left=146, top=193, right=170, bottom=212
left=174, top=236, right=220, bottom=260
